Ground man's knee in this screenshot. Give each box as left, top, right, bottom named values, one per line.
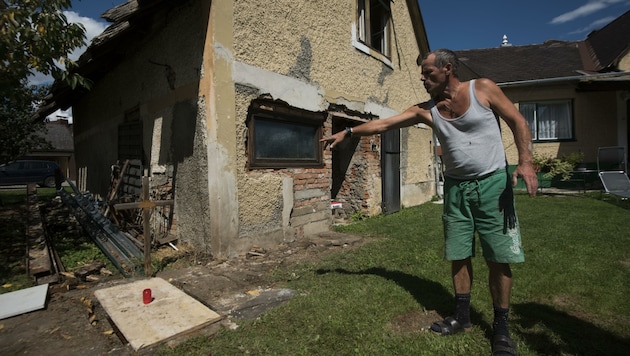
left=486, top=260, right=512, bottom=277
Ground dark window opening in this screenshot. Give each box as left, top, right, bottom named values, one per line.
left=247, top=100, right=325, bottom=169
left=358, top=0, right=391, bottom=57
left=118, top=107, right=144, bottom=163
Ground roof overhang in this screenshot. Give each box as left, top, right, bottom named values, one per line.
left=33, top=0, right=181, bottom=121
left=498, top=71, right=630, bottom=92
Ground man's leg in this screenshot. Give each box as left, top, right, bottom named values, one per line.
left=487, top=261, right=512, bottom=336
left=432, top=177, right=475, bottom=335
left=430, top=257, right=474, bottom=334
left=452, top=258, right=473, bottom=327
left=487, top=261, right=518, bottom=355
left=453, top=257, right=473, bottom=294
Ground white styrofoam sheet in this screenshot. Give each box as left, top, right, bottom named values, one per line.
left=0, top=283, right=49, bottom=320
left=94, top=277, right=221, bottom=351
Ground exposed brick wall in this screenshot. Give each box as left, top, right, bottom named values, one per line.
left=321, top=117, right=382, bottom=219
left=292, top=169, right=330, bottom=208
left=289, top=167, right=331, bottom=240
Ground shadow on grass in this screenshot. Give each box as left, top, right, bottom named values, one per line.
left=513, top=302, right=630, bottom=355
left=599, top=196, right=630, bottom=210
left=316, top=267, right=492, bottom=334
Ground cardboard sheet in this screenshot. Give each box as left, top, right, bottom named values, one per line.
left=0, top=283, right=49, bottom=320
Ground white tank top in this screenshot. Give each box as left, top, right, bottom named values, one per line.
left=430, top=80, right=506, bottom=179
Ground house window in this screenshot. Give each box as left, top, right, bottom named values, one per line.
left=118, top=107, right=144, bottom=162
left=247, top=101, right=325, bottom=169
left=519, top=100, right=574, bottom=141
left=357, top=0, right=391, bottom=57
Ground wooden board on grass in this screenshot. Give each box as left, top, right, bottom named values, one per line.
left=94, top=277, right=222, bottom=351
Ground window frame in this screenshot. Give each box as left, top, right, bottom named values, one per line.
left=247, top=101, right=325, bottom=170
left=354, top=0, right=392, bottom=65
left=519, top=99, right=575, bottom=142
left=118, top=107, right=144, bottom=163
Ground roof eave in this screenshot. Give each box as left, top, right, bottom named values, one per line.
left=406, top=0, right=431, bottom=57
left=498, top=72, right=630, bottom=88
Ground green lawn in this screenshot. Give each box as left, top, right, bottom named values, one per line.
left=157, top=192, right=630, bottom=355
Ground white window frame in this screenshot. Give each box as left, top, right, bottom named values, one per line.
left=519, top=100, right=574, bottom=141
left=353, top=0, right=392, bottom=67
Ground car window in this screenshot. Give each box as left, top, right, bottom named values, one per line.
left=6, top=162, right=24, bottom=171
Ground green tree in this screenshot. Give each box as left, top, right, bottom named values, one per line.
left=0, top=0, right=90, bottom=163
left=1, top=0, right=89, bottom=91
left=0, top=82, right=52, bottom=162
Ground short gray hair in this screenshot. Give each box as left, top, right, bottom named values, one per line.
left=417, top=48, right=459, bottom=76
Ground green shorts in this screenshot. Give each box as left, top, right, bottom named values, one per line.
left=442, top=170, right=524, bottom=263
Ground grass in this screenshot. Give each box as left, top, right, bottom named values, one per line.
left=2, top=188, right=629, bottom=354
left=0, top=187, right=117, bottom=294
left=155, top=192, right=630, bottom=355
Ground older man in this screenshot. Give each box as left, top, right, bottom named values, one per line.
left=322, top=48, right=537, bottom=356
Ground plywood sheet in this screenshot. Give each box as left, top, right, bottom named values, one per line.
left=0, top=283, right=49, bottom=320
left=94, top=277, right=221, bottom=351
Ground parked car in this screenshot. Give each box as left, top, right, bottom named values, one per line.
left=0, top=160, right=62, bottom=188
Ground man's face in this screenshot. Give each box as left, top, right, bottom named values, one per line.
left=420, top=54, right=447, bottom=96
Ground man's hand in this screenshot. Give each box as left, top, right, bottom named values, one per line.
left=320, top=130, right=348, bottom=150
left=512, top=162, right=538, bottom=197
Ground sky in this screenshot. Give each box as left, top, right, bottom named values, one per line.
left=420, top=0, right=630, bottom=50
left=67, top=0, right=630, bottom=51
left=58, top=0, right=630, bottom=68
left=43, top=0, right=630, bottom=119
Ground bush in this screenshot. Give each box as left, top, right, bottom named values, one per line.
left=533, top=152, right=584, bottom=181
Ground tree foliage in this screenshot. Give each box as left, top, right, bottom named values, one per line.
left=0, top=0, right=90, bottom=163
left=0, top=0, right=89, bottom=92
left=0, top=81, right=52, bottom=163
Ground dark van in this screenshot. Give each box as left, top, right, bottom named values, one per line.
left=0, top=160, right=62, bottom=188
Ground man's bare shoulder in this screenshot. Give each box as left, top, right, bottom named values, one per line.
left=404, top=101, right=433, bottom=125
left=472, top=78, right=504, bottom=105
left=473, top=77, right=500, bottom=91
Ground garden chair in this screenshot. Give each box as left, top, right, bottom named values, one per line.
left=597, top=146, right=630, bottom=199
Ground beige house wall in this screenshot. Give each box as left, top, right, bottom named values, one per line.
left=73, top=0, right=433, bottom=258
left=74, top=1, right=214, bottom=251
left=229, top=0, right=433, bottom=224
left=502, top=84, right=620, bottom=164
left=218, top=0, right=432, bottom=254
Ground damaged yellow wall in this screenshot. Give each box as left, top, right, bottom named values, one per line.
left=228, top=0, right=433, bottom=237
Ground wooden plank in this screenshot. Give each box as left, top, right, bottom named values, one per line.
left=114, top=200, right=173, bottom=211
left=94, top=278, right=222, bottom=351
left=142, top=176, right=151, bottom=277
left=104, top=160, right=130, bottom=218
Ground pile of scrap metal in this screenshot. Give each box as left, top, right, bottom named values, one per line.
left=57, top=179, right=143, bottom=277
left=102, top=160, right=176, bottom=248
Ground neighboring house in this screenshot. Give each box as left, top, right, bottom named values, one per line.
left=454, top=10, right=630, bottom=168
left=36, top=0, right=434, bottom=258
left=26, top=118, right=76, bottom=181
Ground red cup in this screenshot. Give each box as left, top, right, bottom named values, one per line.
left=143, top=288, right=152, bottom=304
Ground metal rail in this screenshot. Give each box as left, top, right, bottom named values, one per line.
left=58, top=181, right=144, bottom=277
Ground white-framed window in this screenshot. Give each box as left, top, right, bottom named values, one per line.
left=356, top=0, right=391, bottom=58
left=519, top=100, right=574, bottom=141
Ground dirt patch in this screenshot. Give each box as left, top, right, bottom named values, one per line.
left=0, top=193, right=368, bottom=355
left=387, top=309, right=442, bottom=334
